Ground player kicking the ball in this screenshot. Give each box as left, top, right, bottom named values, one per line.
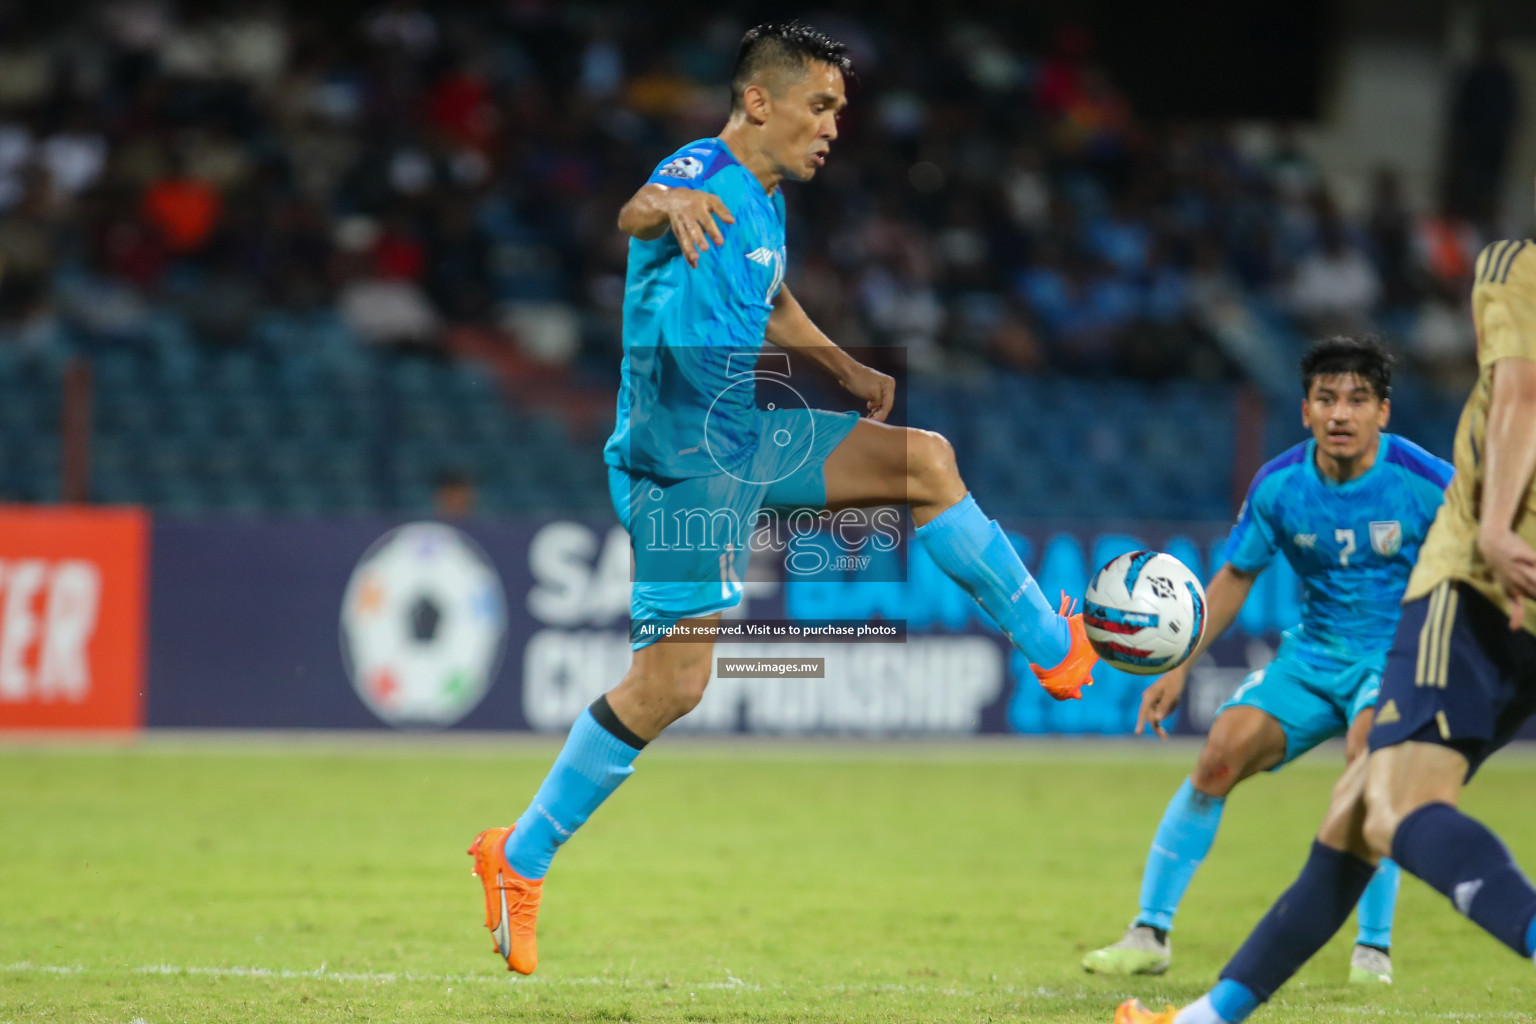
left=1115, top=237, right=1536, bottom=1024
left=1084, top=337, right=1452, bottom=984
left=467, top=21, right=1097, bottom=975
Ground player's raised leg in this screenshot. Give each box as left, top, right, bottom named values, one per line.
left=1366, top=741, right=1536, bottom=963
left=820, top=418, right=1091, bottom=698
left=1359, top=581, right=1536, bottom=969
left=1086, top=706, right=1286, bottom=975
left=470, top=616, right=718, bottom=973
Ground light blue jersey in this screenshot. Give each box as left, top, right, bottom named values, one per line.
left=1222, top=433, right=1454, bottom=672
left=603, top=138, right=788, bottom=480
left=1212, top=433, right=1453, bottom=766
left=601, top=137, right=861, bottom=644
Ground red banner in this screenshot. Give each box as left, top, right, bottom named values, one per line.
left=0, top=506, right=148, bottom=730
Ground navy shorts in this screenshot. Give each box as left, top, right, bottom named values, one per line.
left=1370, top=581, right=1536, bottom=778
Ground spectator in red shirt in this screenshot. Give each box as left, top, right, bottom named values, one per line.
left=141, top=150, right=221, bottom=253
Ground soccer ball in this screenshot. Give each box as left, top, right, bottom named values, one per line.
left=1083, top=551, right=1207, bottom=675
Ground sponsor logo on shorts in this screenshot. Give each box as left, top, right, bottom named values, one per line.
left=1374, top=699, right=1400, bottom=725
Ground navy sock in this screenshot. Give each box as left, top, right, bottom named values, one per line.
left=1220, top=841, right=1376, bottom=1003
left=1392, top=802, right=1536, bottom=958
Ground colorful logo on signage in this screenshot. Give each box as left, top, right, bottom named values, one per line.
left=340, top=522, right=507, bottom=727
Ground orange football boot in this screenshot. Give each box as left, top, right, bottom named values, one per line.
left=1031, top=594, right=1098, bottom=701
left=1113, top=999, right=1178, bottom=1024
left=468, top=825, right=543, bottom=974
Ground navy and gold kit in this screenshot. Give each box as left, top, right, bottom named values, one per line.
left=1371, top=240, right=1536, bottom=772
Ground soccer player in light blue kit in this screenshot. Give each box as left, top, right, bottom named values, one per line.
left=1085, top=337, right=1453, bottom=984
left=467, top=22, right=1101, bottom=975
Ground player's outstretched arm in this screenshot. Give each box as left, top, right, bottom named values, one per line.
left=1476, top=356, right=1536, bottom=628
left=766, top=284, right=894, bottom=421
left=616, top=184, right=735, bottom=267
left=1137, top=563, right=1257, bottom=738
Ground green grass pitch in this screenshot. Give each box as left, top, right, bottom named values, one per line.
left=1, top=736, right=1532, bottom=1023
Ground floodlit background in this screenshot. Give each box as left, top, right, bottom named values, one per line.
left=0, top=0, right=1531, bottom=739
left=0, top=1, right=1529, bottom=520
left=3, top=5, right=1536, bottom=1023
left=1, top=1, right=1535, bottom=737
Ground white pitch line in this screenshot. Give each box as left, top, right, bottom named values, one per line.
left=0, top=962, right=764, bottom=991
left=3, top=962, right=513, bottom=987
left=3, top=963, right=1532, bottom=1019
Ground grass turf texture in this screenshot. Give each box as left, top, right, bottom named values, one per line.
left=1, top=737, right=1532, bottom=1023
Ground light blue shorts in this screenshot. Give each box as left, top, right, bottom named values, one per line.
left=609, top=408, right=861, bottom=648
left=1216, top=640, right=1384, bottom=766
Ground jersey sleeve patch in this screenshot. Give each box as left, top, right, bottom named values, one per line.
left=656, top=154, right=705, bottom=180
left=646, top=140, right=735, bottom=188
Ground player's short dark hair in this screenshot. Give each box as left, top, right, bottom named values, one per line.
left=1300, top=335, right=1394, bottom=401
left=730, top=21, right=852, bottom=112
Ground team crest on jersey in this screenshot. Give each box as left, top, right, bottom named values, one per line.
left=658, top=155, right=704, bottom=179
left=1369, top=520, right=1402, bottom=557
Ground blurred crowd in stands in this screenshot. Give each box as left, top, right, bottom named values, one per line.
left=0, top=1, right=1520, bottom=397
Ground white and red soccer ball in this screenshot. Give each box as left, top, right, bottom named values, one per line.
left=1083, top=551, right=1207, bottom=675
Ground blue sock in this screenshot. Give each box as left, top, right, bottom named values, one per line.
left=1207, top=978, right=1260, bottom=1023
left=1174, top=981, right=1258, bottom=1024
left=915, top=493, right=1070, bottom=666
left=1136, top=778, right=1226, bottom=932
left=1354, top=858, right=1400, bottom=949
left=504, top=699, right=643, bottom=880
left=1220, top=840, right=1376, bottom=1003
left=1392, top=802, right=1536, bottom=958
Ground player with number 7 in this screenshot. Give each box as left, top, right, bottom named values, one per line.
left=1082, top=337, right=1453, bottom=986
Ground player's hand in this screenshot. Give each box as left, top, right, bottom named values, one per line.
left=1478, top=526, right=1536, bottom=630
left=839, top=362, right=895, bottom=421
left=1136, top=668, right=1188, bottom=740
left=659, top=188, right=735, bottom=268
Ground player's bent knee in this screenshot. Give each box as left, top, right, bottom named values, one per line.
left=1360, top=744, right=1467, bottom=857
left=615, top=649, right=713, bottom=727
left=1317, top=756, right=1373, bottom=860
left=1193, top=725, right=1276, bottom=796
left=906, top=429, right=957, bottom=486
left=1360, top=755, right=1410, bottom=856
left=670, top=664, right=711, bottom=717
left=1191, top=756, right=1241, bottom=796
left=639, top=665, right=710, bottom=722
left=1191, top=739, right=1250, bottom=796
left=1361, top=795, right=1402, bottom=860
